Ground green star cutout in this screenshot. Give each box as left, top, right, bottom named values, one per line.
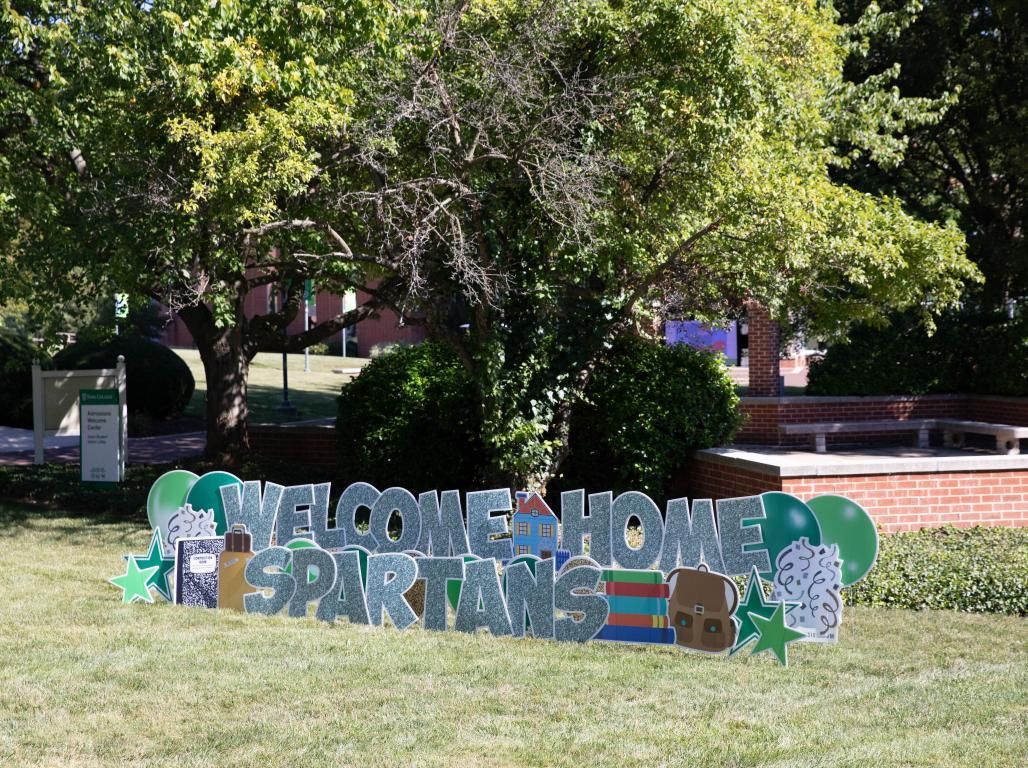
left=126, top=529, right=175, bottom=601
left=110, top=558, right=159, bottom=604
left=749, top=602, right=806, bottom=666
left=730, top=567, right=798, bottom=655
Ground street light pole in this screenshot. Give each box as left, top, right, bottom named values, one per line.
left=304, top=278, right=311, bottom=373
left=277, top=283, right=293, bottom=413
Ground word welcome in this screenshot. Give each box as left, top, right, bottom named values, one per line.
left=221, top=482, right=771, bottom=576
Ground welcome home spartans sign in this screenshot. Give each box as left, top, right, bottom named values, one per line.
left=112, top=471, right=880, bottom=666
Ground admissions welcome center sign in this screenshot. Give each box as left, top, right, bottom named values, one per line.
left=111, top=471, right=879, bottom=666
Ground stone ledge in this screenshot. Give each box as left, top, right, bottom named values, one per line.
left=694, top=446, right=1028, bottom=478
left=739, top=393, right=967, bottom=405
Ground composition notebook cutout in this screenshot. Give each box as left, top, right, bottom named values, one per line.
left=174, top=536, right=226, bottom=609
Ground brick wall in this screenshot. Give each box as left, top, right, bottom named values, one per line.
left=250, top=424, right=337, bottom=470
left=355, top=287, right=427, bottom=357
left=782, top=471, right=1028, bottom=532
left=965, top=395, right=1028, bottom=427
left=684, top=458, right=782, bottom=499
left=683, top=453, right=1028, bottom=533
left=745, top=302, right=781, bottom=397
left=736, top=394, right=1028, bottom=445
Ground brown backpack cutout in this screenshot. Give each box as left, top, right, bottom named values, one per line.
left=666, top=564, right=739, bottom=653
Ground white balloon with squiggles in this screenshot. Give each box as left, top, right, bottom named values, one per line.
left=770, top=537, right=843, bottom=643
left=163, top=503, right=218, bottom=555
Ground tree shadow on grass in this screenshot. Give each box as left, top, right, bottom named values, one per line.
left=0, top=455, right=335, bottom=531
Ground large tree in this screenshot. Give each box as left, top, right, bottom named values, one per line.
left=3, top=0, right=978, bottom=482
left=835, top=0, right=1026, bottom=311
left=1, top=0, right=415, bottom=458
left=332, top=0, right=977, bottom=489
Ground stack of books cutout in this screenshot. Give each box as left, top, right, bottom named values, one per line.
left=596, top=569, right=674, bottom=644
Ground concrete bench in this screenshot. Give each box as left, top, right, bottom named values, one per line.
left=781, top=418, right=1028, bottom=455
left=781, top=420, right=933, bottom=453
left=934, top=419, right=1028, bottom=456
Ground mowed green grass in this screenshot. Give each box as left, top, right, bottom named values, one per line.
left=1, top=508, right=1025, bottom=768
left=174, top=348, right=369, bottom=425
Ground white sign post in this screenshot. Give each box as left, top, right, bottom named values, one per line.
left=33, top=355, right=127, bottom=468
left=80, top=389, right=123, bottom=484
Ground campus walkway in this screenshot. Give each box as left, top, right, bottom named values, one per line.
left=0, top=426, right=205, bottom=466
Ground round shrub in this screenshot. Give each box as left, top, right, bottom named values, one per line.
left=54, top=336, right=194, bottom=419
left=337, top=342, right=483, bottom=492
left=557, top=336, right=742, bottom=501
left=0, top=329, right=47, bottom=428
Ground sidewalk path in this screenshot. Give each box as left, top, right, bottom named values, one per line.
left=0, top=426, right=205, bottom=466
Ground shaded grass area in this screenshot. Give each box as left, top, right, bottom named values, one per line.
left=1, top=509, right=1025, bottom=767
left=175, top=348, right=368, bottom=424
left=0, top=460, right=323, bottom=523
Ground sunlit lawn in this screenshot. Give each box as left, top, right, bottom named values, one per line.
left=1, top=504, right=1025, bottom=768
left=174, top=348, right=369, bottom=425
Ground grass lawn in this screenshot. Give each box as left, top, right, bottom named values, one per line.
left=174, top=348, right=369, bottom=425
left=1, top=505, right=1025, bottom=767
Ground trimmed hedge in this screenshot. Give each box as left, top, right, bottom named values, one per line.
left=54, top=336, right=194, bottom=419
left=337, top=342, right=484, bottom=493
left=846, top=525, right=1028, bottom=615
left=808, top=312, right=1028, bottom=397
left=0, top=330, right=46, bottom=428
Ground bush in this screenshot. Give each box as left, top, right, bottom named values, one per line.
left=806, top=315, right=972, bottom=395
left=0, top=330, right=47, bottom=428
left=845, top=525, right=1028, bottom=615
left=54, top=336, right=194, bottom=419
left=807, top=312, right=1028, bottom=397
left=555, top=336, right=741, bottom=501
left=337, top=342, right=484, bottom=492
left=970, top=316, right=1028, bottom=396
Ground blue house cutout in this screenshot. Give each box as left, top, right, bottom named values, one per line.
left=512, top=492, right=559, bottom=559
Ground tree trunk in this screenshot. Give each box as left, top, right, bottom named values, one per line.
left=178, top=304, right=251, bottom=463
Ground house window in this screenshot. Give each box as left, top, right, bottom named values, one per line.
left=541, top=524, right=554, bottom=538
left=517, top=522, right=530, bottom=536
left=517, top=545, right=530, bottom=555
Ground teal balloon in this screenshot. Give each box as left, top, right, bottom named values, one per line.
left=341, top=545, right=371, bottom=586
left=502, top=555, right=539, bottom=593
left=757, top=492, right=822, bottom=579
left=502, top=555, right=540, bottom=631
left=146, top=470, right=199, bottom=539
left=284, top=539, right=318, bottom=583
left=807, top=495, right=879, bottom=587
left=184, top=471, right=242, bottom=535
left=447, top=554, right=481, bottom=610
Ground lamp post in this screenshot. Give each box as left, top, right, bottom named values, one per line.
left=276, top=283, right=294, bottom=414
left=303, top=278, right=312, bottom=373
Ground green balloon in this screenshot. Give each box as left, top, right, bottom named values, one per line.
left=446, top=554, right=481, bottom=610
left=502, top=555, right=539, bottom=631
left=807, top=495, right=879, bottom=586
left=502, top=555, right=539, bottom=593
left=284, top=539, right=319, bottom=583
left=146, top=469, right=199, bottom=540
left=341, top=545, right=370, bottom=586
left=757, top=492, right=822, bottom=579
left=184, top=471, right=242, bottom=535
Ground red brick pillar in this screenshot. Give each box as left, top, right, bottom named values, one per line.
left=746, top=302, right=782, bottom=397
